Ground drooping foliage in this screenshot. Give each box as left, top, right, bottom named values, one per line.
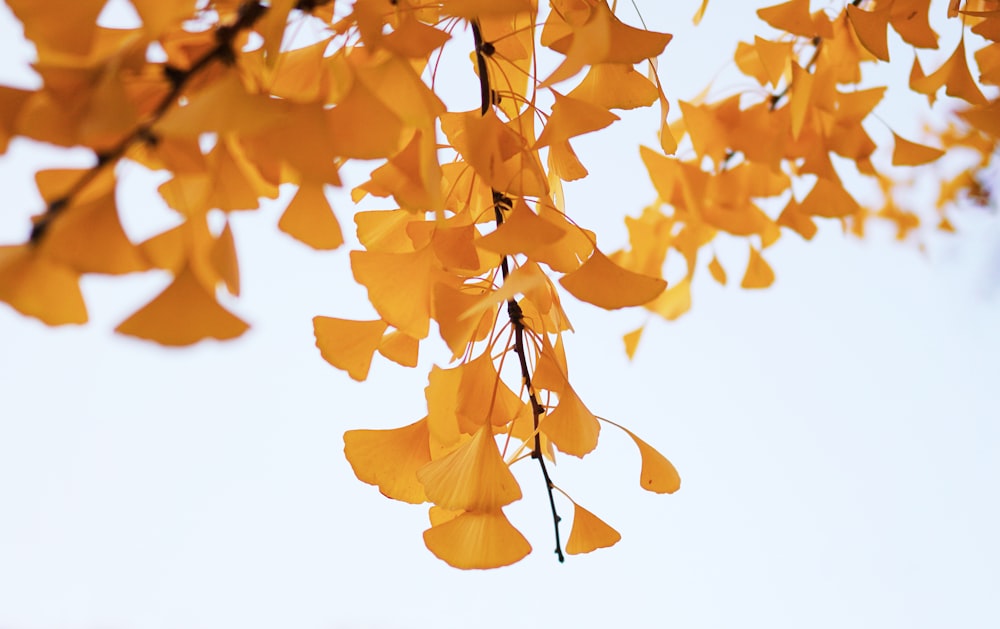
left=0, top=0, right=996, bottom=568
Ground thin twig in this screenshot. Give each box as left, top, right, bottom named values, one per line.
left=472, top=19, right=564, bottom=563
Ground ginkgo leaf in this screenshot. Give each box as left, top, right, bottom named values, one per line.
left=440, top=0, right=533, bottom=19
left=209, top=221, right=241, bottom=297
left=891, top=132, right=946, bottom=166
left=455, top=352, right=524, bottom=432
left=708, top=255, right=727, bottom=285
left=540, top=384, right=600, bottom=457
left=754, top=36, right=793, bottom=87
left=423, top=509, right=531, bottom=570
left=278, top=181, right=344, bottom=250
left=567, top=64, right=659, bottom=111
left=645, top=277, right=691, bottom=321
left=623, top=428, right=681, bottom=494
left=351, top=247, right=434, bottom=339
left=425, top=364, right=463, bottom=449
left=416, top=424, right=522, bottom=512
left=846, top=3, right=892, bottom=62
left=534, top=92, right=619, bottom=148
left=377, top=329, right=420, bottom=368
left=6, top=0, right=104, bottom=58
left=475, top=202, right=566, bottom=258
left=560, top=249, right=666, bottom=310
left=326, top=81, right=405, bottom=159
left=565, top=502, right=622, bottom=555
left=313, top=317, right=388, bottom=381
left=344, top=417, right=432, bottom=504
left=799, top=177, right=862, bottom=218
left=0, top=244, right=88, bottom=325
left=38, top=190, right=150, bottom=275
left=431, top=282, right=493, bottom=359
left=777, top=198, right=818, bottom=240
left=623, top=326, right=644, bottom=360
left=741, top=247, right=775, bottom=290
left=115, top=265, right=249, bottom=346
left=889, top=0, right=938, bottom=48
left=757, top=0, right=819, bottom=38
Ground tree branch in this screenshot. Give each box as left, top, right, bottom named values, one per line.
left=27, top=0, right=335, bottom=243
left=472, top=19, right=565, bottom=563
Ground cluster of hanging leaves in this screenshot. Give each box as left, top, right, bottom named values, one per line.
left=622, top=0, right=999, bottom=346
left=0, top=0, right=995, bottom=568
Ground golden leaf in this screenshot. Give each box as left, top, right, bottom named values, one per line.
left=560, top=249, right=666, bottom=310
left=313, top=317, right=388, bottom=381
left=417, top=425, right=522, bottom=512
left=344, top=417, right=432, bottom=504
left=423, top=509, right=531, bottom=569
left=565, top=502, right=622, bottom=555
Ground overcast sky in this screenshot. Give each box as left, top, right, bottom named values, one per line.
left=1, top=2, right=998, bottom=628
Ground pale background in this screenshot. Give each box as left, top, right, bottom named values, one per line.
left=1, top=1, right=998, bottom=628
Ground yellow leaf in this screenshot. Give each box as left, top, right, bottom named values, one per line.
left=456, top=352, right=524, bottom=432
left=754, top=36, right=793, bottom=87
left=475, top=201, right=566, bottom=258
left=417, top=425, right=522, bottom=512
left=0, top=244, right=87, bottom=325
left=623, top=428, right=681, bottom=494
left=890, top=0, right=938, bottom=49
left=757, top=0, right=819, bottom=38
left=115, top=265, right=249, bottom=346
left=278, top=182, right=344, bottom=250
left=891, top=132, right=945, bottom=166
left=326, top=81, right=405, bottom=159
left=708, top=255, right=727, bottom=285
left=378, top=329, right=420, bottom=368
left=541, top=383, right=600, bottom=457
left=351, top=246, right=434, bottom=339
left=209, top=221, right=240, bottom=297
left=799, top=177, right=862, bottom=218
left=741, top=247, right=775, bottom=290
left=39, top=189, right=150, bottom=276
left=567, top=64, right=659, bottom=111
left=623, top=326, right=644, bottom=360
left=423, top=509, right=531, bottom=569
left=431, top=282, right=493, bottom=359
left=535, top=92, right=619, bottom=148
left=565, top=502, right=622, bottom=555
left=645, top=277, right=691, bottom=321
left=847, top=4, right=892, bottom=62
left=344, top=418, right=431, bottom=504
left=560, top=249, right=666, bottom=310
left=313, top=317, right=388, bottom=381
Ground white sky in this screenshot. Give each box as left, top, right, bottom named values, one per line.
left=1, top=2, right=999, bottom=628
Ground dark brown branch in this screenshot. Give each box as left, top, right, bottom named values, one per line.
left=29, top=0, right=276, bottom=243
left=472, top=20, right=565, bottom=564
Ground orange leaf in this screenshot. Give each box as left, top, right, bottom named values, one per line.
left=846, top=3, right=892, bottom=62
left=623, top=326, right=644, bottom=360
left=115, top=265, right=249, bottom=346
left=416, top=425, right=522, bottom=512
left=708, top=255, right=727, bottom=285
left=560, top=249, right=666, bottom=310
left=350, top=246, right=434, bottom=339
left=377, top=329, right=419, bottom=368
left=891, top=132, right=945, bottom=166
left=313, top=317, right=388, bottom=381
left=0, top=244, right=87, bottom=325
left=423, top=509, right=531, bottom=569
left=279, top=182, right=344, bottom=250
left=565, top=502, right=622, bottom=555
left=541, top=383, right=600, bottom=457
left=535, top=92, right=619, bottom=148
left=622, top=427, right=681, bottom=494
left=741, top=247, right=775, bottom=290
left=344, top=418, right=432, bottom=504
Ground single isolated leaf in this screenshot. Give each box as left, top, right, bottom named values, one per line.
left=565, top=502, right=622, bottom=555
left=623, top=428, right=681, bottom=494
left=623, top=326, right=644, bottom=360
left=377, top=329, right=419, bottom=368
left=741, top=247, right=775, bottom=289
left=541, top=383, right=600, bottom=457
left=846, top=4, right=892, bottom=62
left=708, top=255, right=727, bottom=285
left=351, top=246, right=434, bottom=339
